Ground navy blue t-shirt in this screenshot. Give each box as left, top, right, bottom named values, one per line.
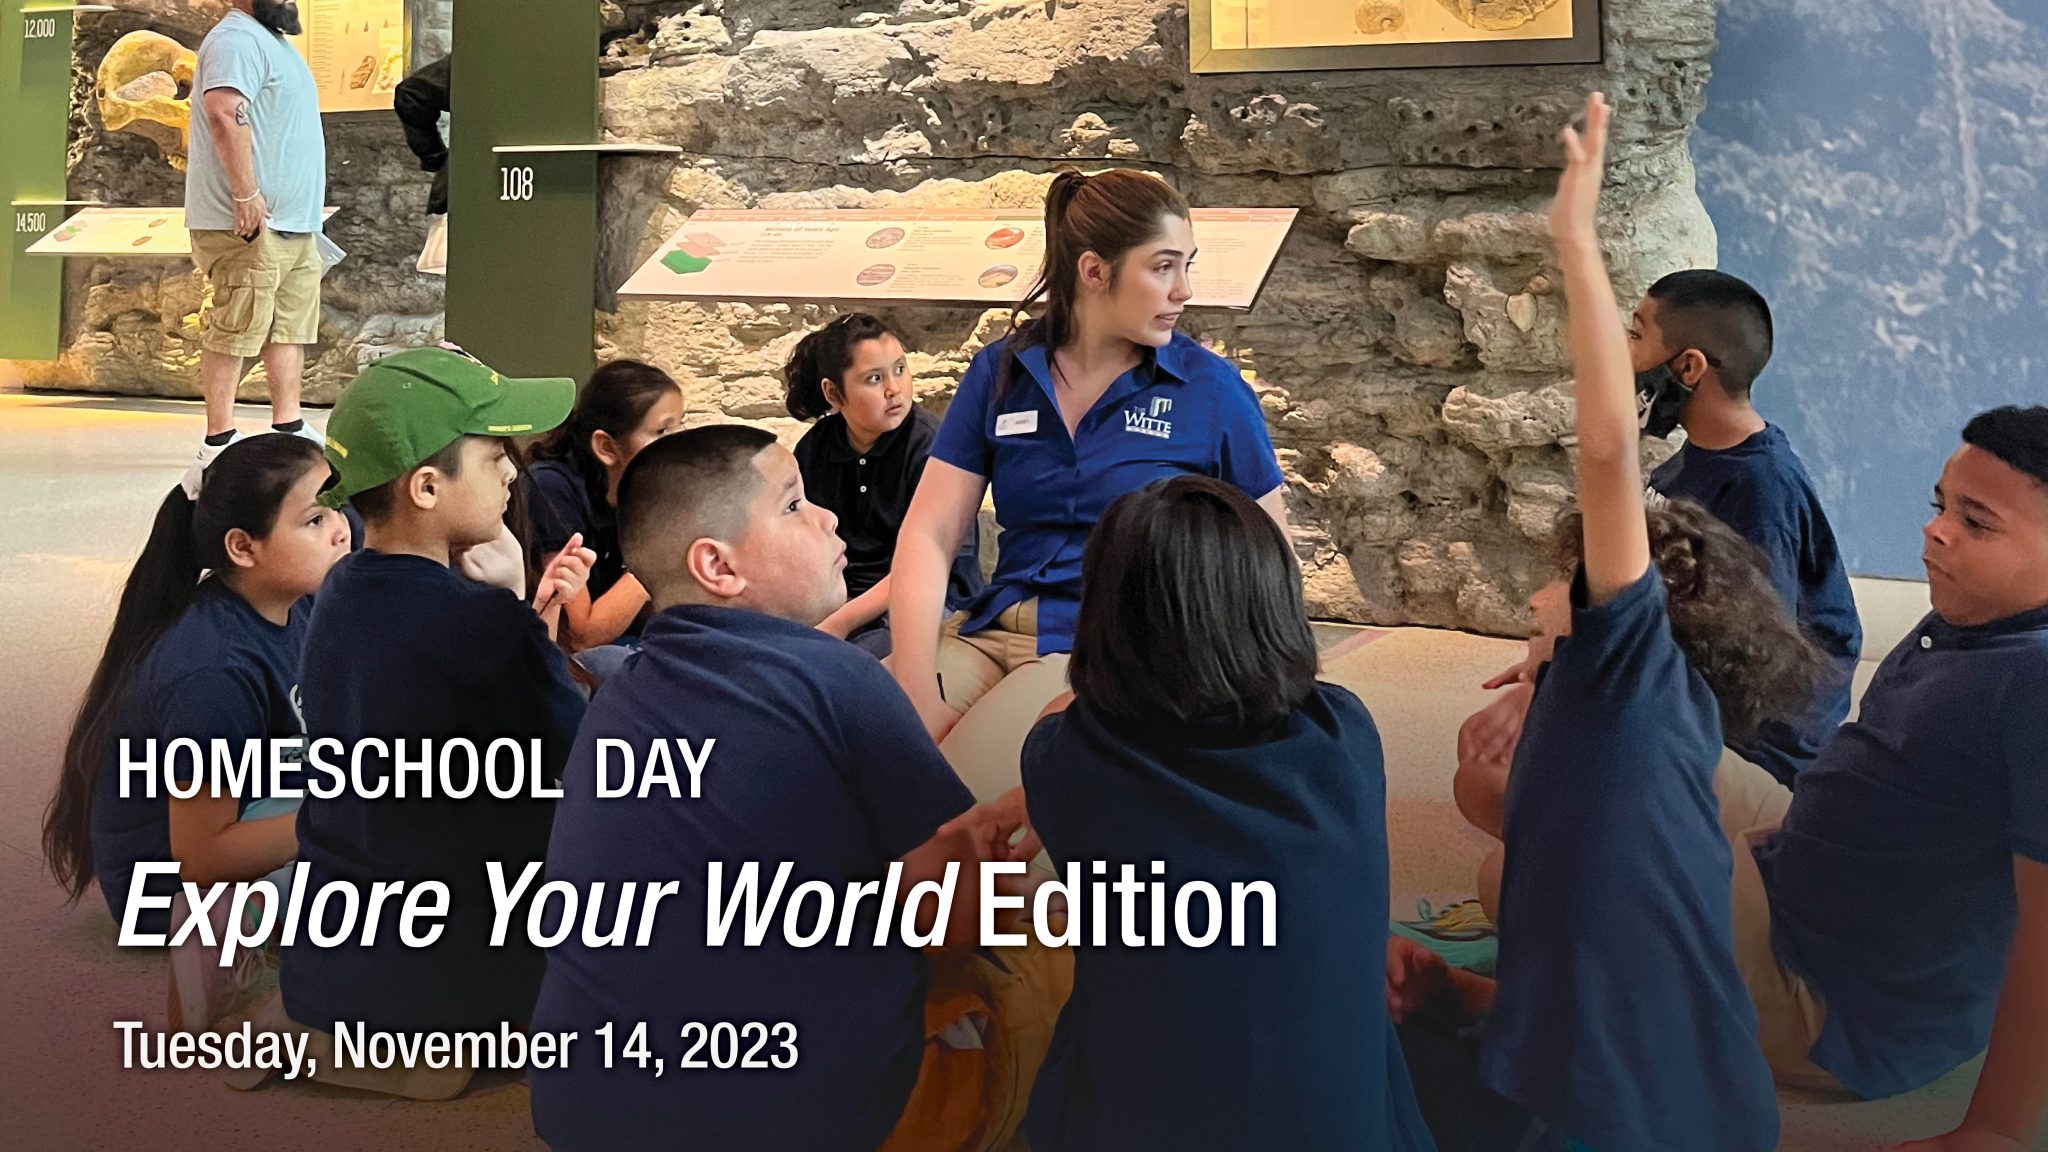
left=1649, top=424, right=1861, bottom=783
left=1019, top=686, right=1433, bottom=1152
left=92, top=581, right=308, bottom=934
left=520, top=457, right=626, bottom=603
left=529, top=605, right=975, bottom=1152
left=283, top=550, right=585, bottom=1033
left=931, top=332, right=1285, bottom=655
left=1479, top=569, right=1778, bottom=1152
left=1759, top=604, right=2048, bottom=1098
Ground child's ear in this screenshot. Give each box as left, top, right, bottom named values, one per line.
left=221, top=527, right=260, bottom=570
left=1677, top=348, right=1713, bottom=389
left=406, top=465, right=440, bottom=511
left=684, top=537, right=744, bottom=599
left=821, top=378, right=844, bottom=412
left=590, top=430, right=624, bottom=471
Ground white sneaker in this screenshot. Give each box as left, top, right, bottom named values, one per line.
left=179, top=431, right=243, bottom=499
left=285, top=420, right=327, bottom=452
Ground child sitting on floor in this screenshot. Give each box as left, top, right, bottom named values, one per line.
left=530, top=425, right=1066, bottom=1152
left=264, top=347, right=595, bottom=1100
left=784, top=313, right=981, bottom=657
left=43, top=434, right=351, bottom=1028
left=518, top=358, right=683, bottom=674
left=1419, top=93, right=1829, bottom=1152
left=1019, top=473, right=1433, bottom=1152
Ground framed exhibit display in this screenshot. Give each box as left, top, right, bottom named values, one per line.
left=618, top=208, right=1299, bottom=311
left=1190, top=0, right=1601, bottom=74
left=287, top=0, right=408, bottom=113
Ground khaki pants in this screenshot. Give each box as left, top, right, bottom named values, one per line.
left=1714, top=751, right=1842, bottom=1092
left=933, top=600, right=1072, bottom=803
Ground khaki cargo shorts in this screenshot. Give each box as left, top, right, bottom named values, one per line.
left=190, top=228, right=324, bottom=358
left=1715, top=750, right=1843, bottom=1092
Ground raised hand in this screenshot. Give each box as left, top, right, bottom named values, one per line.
left=1548, top=91, right=1612, bottom=251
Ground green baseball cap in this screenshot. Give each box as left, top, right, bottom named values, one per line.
left=319, top=348, right=576, bottom=508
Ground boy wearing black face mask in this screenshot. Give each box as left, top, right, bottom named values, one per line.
left=1635, top=270, right=1862, bottom=786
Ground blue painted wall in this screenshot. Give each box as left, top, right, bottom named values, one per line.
left=1692, top=0, right=2048, bottom=578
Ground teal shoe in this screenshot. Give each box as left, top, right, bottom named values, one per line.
left=1390, top=898, right=1498, bottom=975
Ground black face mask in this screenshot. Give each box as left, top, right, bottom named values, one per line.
left=1635, top=357, right=1695, bottom=438
left=252, top=1, right=302, bottom=36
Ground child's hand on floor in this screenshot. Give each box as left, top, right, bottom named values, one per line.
left=1386, top=936, right=1448, bottom=1025
left=940, top=787, right=1041, bottom=864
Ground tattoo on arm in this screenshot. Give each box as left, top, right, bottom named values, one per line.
left=232, top=100, right=251, bottom=127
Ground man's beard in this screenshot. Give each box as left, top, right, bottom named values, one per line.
left=252, top=0, right=302, bottom=36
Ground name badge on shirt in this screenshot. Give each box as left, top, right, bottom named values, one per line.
left=995, top=410, right=1039, bottom=437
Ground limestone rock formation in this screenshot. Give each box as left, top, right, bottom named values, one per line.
left=594, top=0, right=1721, bottom=633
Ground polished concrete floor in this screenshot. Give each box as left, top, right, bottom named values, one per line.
left=0, top=392, right=1980, bottom=1149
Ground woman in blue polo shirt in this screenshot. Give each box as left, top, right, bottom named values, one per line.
left=889, top=168, right=1286, bottom=798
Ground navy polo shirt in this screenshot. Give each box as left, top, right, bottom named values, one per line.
left=931, top=332, right=1285, bottom=654
left=1759, top=604, right=2048, bottom=1098
left=793, top=406, right=982, bottom=610
left=284, top=550, right=585, bottom=1034
left=1479, top=569, right=1778, bottom=1152
left=1020, top=686, right=1433, bottom=1152
left=92, top=581, right=309, bottom=935
left=1650, top=424, right=1862, bottom=783
left=520, top=458, right=626, bottom=602
left=529, top=606, right=975, bottom=1152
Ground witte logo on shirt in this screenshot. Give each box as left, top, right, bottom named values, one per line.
left=1124, top=396, right=1173, bottom=440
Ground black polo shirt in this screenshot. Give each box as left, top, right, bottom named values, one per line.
left=792, top=406, right=982, bottom=609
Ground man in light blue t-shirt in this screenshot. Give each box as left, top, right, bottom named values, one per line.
left=181, top=0, right=328, bottom=493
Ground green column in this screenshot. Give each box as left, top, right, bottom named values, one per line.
left=446, top=0, right=599, bottom=382
left=1, top=5, right=80, bottom=361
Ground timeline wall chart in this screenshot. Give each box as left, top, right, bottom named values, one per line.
left=618, top=208, right=1300, bottom=310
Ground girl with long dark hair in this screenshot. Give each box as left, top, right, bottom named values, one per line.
left=890, top=168, right=1288, bottom=799
left=519, top=358, right=684, bottom=660
left=44, top=434, right=349, bottom=938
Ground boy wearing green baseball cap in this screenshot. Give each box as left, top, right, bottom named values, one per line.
left=265, top=348, right=597, bottom=1098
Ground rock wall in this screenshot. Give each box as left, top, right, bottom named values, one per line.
left=14, top=0, right=453, bottom=403
left=594, top=0, right=1716, bottom=632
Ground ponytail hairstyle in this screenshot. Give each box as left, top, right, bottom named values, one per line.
left=997, top=168, right=1192, bottom=400
left=44, top=434, right=328, bottom=901
left=783, top=313, right=897, bottom=421
left=530, top=359, right=684, bottom=508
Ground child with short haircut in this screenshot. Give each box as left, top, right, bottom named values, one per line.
left=531, top=425, right=1065, bottom=1152
left=1019, top=474, right=1432, bottom=1152
left=784, top=313, right=981, bottom=657
left=269, top=348, right=595, bottom=1097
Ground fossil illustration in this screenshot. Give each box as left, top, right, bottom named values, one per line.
left=96, top=31, right=197, bottom=172
left=1430, top=0, right=1564, bottom=31
left=1355, top=1, right=1406, bottom=35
